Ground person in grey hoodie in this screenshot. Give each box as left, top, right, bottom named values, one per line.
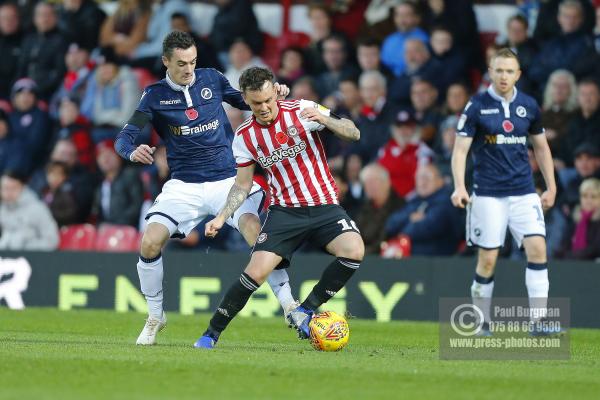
left=0, top=171, right=59, bottom=251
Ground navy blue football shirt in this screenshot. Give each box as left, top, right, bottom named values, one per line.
left=115, top=68, right=250, bottom=183
left=457, top=86, right=545, bottom=197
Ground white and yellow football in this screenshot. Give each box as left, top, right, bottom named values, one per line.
left=308, top=311, right=350, bottom=352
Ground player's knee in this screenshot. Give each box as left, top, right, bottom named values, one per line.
left=140, top=232, right=165, bottom=259
left=336, top=238, right=365, bottom=262
left=477, top=253, right=497, bottom=274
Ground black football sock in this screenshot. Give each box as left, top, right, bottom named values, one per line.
left=301, top=257, right=360, bottom=311
left=204, top=272, right=259, bottom=339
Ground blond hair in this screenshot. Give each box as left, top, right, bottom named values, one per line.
left=580, top=178, right=600, bottom=196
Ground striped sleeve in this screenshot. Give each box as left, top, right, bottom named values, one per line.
left=232, top=131, right=255, bottom=167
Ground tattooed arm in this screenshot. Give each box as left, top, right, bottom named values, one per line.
left=299, top=107, right=360, bottom=141
left=205, top=163, right=256, bottom=237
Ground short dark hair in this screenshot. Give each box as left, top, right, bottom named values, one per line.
left=46, top=160, right=70, bottom=176
left=2, top=170, right=27, bottom=184
left=357, top=37, right=381, bottom=49
left=239, top=67, right=275, bottom=93
left=162, top=30, right=195, bottom=59
left=508, top=14, right=528, bottom=29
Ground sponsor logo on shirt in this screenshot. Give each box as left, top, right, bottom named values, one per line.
left=484, top=134, right=527, bottom=145
left=480, top=108, right=500, bottom=115
left=160, top=99, right=182, bottom=105
left=257, top=141, right=307, bottom=168
left=168, top=120, right=220, bottom=136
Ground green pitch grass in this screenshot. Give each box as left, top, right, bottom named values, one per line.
left=1, top=308, right=599, bottom=400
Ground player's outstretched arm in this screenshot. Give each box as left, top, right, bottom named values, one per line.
left=530, top=133, right=557, bottom=210
left=300, top=107, right=360, bottom=141
left=450, top=135, right=473, bottom=208
left=205, top=164, right=256, bottom=237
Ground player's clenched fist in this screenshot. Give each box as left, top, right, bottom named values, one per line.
left=205, top=216, right=225, bottom=238
left=130, top=144, right=156, bottom=164
left=451, top=187, right=471, bottom=208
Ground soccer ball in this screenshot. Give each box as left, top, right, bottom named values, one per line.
left=308, top=311, right=350, bottom=352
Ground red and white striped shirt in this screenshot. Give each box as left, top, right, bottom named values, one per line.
left=233, top=99, right=339, bottom=207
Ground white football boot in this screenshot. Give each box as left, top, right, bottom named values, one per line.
left=283, top=300, right=301, bottom=327
left=136, top=312, right=167, bottom=345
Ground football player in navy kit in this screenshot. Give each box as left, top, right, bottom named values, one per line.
left=115, top=31, right=295, bottom=345
left=451, top=48, right=561, bottom=336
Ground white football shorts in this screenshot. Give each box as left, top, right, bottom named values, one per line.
left=466, top=193, right=546, bottom=249
left=145, top=177, right=264, bottom=238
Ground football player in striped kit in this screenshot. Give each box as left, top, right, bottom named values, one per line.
left=195, top=67, right=364, bottom=348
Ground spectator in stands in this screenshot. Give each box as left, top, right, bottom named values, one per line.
left=541, top=69, right=578, bottom=163
left=304, top=3, right=333, bottom=74
left=49, top=42, right=94, bottom=118
left=0, top=171, right=59, bottom=251
left=321, top=76, right=360, bottom=168
left=0, top=2, right=24, bottom=100
left=441, top=82, right=470, bottom=118
left=315, top=34, right=359, bottom=98
left=388, top=39, right=442, bottom=107
left=429, top=26, right=467, bottom=93
left=534, top=0, right=595, bottom=43
left=8, top=78, right=50, bottom=175
left=529, top=0, right=592, bottom=92
left=356, top=38, right=392, bottom=80
left=342, top=154, right=364, bottom=212
left=433, top=115, right=458, bottom=178
left=351, top=70, right=398, bottom=163
left=17, top=2, right=67, bottom=100
left=55, top=96, right=94, bottom=171
left=93, top=140, right=143, bottom=227
left=378, top=109, right=433, bottom=198
left=411, top=79, right=444, bottom=147
left=380, top=1, right=428, bottom=77
left=277, top=47, right=306, bottom=88
left=132, top=0, right=188, bottom=64
left=209, top=0, right=263, bottom=68
left=58, top=0, right=106, bottom=51
left=41, top=160, right=79, bottom=226
left=355, top=163, right=404, bottom=254
left=81, top=47, right=140, bottom=143
left=572, top=6, right=600, bottom=82
left=303, top=3, right=351, bottom=75
left=561, top=142, right=600, bottom=214
left=331, top=169, right=361, bottom=220
left=224, top=39, right=266, bottom=91
left=290, top=76, right=320, bottom=102
left=0, top=110, right=26, bottom=175
left=502, top=14, right=537, bottom=93
left=385, top=163, right=460, bottom=255
left=419, top=0, right=481, bottom=71
left=170, top=12, right=222, bottom=72
left=99, top=0, right=151, bottom=59
left=561, top=79, right=600, bottom=166
left=567, top=177, right=600, bottom=260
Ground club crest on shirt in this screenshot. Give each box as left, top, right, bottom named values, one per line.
left=185, top=108, right=198, bottom=120
left=257, top=233, right=268, bottom=243
left=516, top=106, right=527, bottom=117
left=287, top=125, right=299, bottom=137
left=502, top=120, right=514, bottom=133
left=201, top=88, right=212, bottom=100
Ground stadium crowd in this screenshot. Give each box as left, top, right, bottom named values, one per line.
left=0, top=0, right=598, bottom=260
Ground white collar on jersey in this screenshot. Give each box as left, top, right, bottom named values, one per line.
left=487, top=85, right=518, bottom=118
left=487, top=85, right=517, bottom=103
left=165, top=71, right=196, bottom=108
